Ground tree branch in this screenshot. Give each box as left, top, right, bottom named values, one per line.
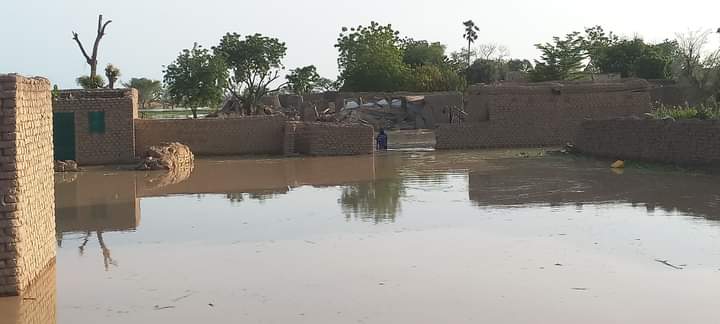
left=72, top=32, right=92, bottom=63
left=91, top=15, right=112, bottom=64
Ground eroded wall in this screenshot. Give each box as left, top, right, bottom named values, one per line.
left=576, top=119, right=720, bottom=165
left=0, top=75, right=55, bottom=296
left=53, top=89, right=138, bottom=165
left=436, top=80, right=652, bottom=149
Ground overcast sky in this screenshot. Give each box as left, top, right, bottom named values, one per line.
left=2, top=0, right=719, bottom=88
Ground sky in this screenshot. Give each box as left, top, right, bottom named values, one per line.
left=2, top=0, right=719, bottom=88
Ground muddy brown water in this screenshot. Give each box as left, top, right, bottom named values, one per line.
left=2, top=150, right=720, bottom=324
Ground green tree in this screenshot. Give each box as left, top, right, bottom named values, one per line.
left=409, top=64, right=465, bottom=91
left=582, top=25, right=619, bottom=73
left=76, top=75, right=105, bottom=89
left=467, top=59, right=507, bottom=84
left=213, top=33, right=287, bottom=114
left=315, top=77, right=341, bottom=92
left=163, top=43, right=228, bottom=119
left=335, top=22, right=409, bottom=91
left=403, top=40, right=446, bottom=66
left=594, top=38, right=674, bottom=79
left=104, top=64, right=121, bottom=89
left=530, top=32, right=587, bottom=81
left=507, top=59, right=534, bottom=73
left=123, top=78, right=162, bottom=109
left=286, top=65, right=320, bottom=95
left=462, top=20, right=480, bottom=68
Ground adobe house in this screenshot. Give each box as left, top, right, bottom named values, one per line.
left=52, top=89, right=138, bottom=165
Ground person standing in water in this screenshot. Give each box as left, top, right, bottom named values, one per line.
left=376, top=129, right=388, bottom=151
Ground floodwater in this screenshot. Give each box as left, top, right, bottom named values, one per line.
left=3, top=150, right=720, bottom=324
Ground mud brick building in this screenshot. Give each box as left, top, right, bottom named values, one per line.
left=0, top=75, right=56, bottom=296
left=52, top=89, right=138, bottom=165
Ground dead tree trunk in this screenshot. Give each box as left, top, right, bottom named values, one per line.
left=72, top=14, right=112, bottom=81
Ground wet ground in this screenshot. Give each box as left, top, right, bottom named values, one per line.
left=3, top=150, right=720, bottom=324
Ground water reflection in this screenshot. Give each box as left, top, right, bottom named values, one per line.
left=0, top=263, right=56, bottom=324
left=467, top=157, right=720, bottom=219
left=38, top=151, right=720, bottom=324
left=340, top=178, right=405, bottom=223
left=53, top=152, right=720, bottom=242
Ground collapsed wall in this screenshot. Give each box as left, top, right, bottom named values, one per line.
left=0, top=75, right=56, bottom=296
left=436, top=79, right=652, bottom=149
left=576, top=119, right=720, bottom=165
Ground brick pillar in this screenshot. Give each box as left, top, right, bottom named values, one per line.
left=0, top=74, right=56, bottom=296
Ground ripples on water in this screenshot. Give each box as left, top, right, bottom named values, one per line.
left=4, top=150, right=720, bottom=324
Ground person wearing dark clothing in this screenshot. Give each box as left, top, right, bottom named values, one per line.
left=376, top=129, right=388, bottom=151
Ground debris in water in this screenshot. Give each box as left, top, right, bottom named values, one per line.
left=611, top=160, right=625, bottom=169
left=654, top=259, right=684, bottom=270
left=572, top=288, right=589, bottom=291
left=171, top=292, right=194, bottom=302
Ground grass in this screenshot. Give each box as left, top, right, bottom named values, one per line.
left=649, top=102, right=720, bottom=120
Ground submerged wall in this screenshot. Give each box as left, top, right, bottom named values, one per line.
left=436, top=79, right=652, bottom=149
left=576, top=119, right=720, bottom=165
left=134, top=115, right=286, bottom=156
left=0, top=75, right=56, bottom=296
left=53, top=89, right=138, bottom=165
left=287, top=122, right=374, bottom=156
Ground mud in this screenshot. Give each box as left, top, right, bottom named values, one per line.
left=2, top=150, right=720, bottom=324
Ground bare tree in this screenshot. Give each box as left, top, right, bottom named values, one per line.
left=676, top=30, right=720, bottom=92
left=72, top=14, right=112, bottom=81
left=477, top=43, right=510, bottom=61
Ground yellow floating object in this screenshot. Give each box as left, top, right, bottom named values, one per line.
left=611, top=160, right=625, bottom=169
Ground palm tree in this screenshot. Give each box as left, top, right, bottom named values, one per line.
left=463, top=20, right=480, bottom=68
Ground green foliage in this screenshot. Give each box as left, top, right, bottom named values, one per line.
left=530, top=26, right=678, bottom=82
left=468, top=59, right=507, bottom=84
left=76, top=75, right=106, bottom=89
left=213, top=33, right=287, bottom=114
left=163, top=43, right=228, bottom=118
left=335, top=22, right=409, bottom=92
left=51, top=85, right=60, bottom=99
left=530, top=32, right=586, bottom=82
left=593, top=38, right=675, bottom=79
left=123, top=77, right=162, bottom=109
left=335, top=22, right=466, bottom=92
left=285, top=65, right=320, bottom=95
left=104, top=64, right=121, bottom=89
left=650, top=103, right=720, bottom=120
left=507, top=59, right=534, bottom=73
left=408, top=64, right=466, bottom=92
left=403, top=40, right=446, bottom=67
left=315, top=77, right=341, bottom=92
left=462, top=20, right=480, bottom=68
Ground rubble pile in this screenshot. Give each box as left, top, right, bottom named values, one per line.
left=54, top=160, right=80, bottom=172
left=136, top=142, right=194, bottom=172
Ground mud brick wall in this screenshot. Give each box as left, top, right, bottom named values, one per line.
left=436, top=80, right=651, bottom=149
left=53, top=89, right=138, bottom=165
left=575, top=119, right=720, bottom=165
left=134, top=115, right=286, bottom=156
left=292, top=122, right=374, bottom=156
left=0, top=75, right=55, bottom=296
